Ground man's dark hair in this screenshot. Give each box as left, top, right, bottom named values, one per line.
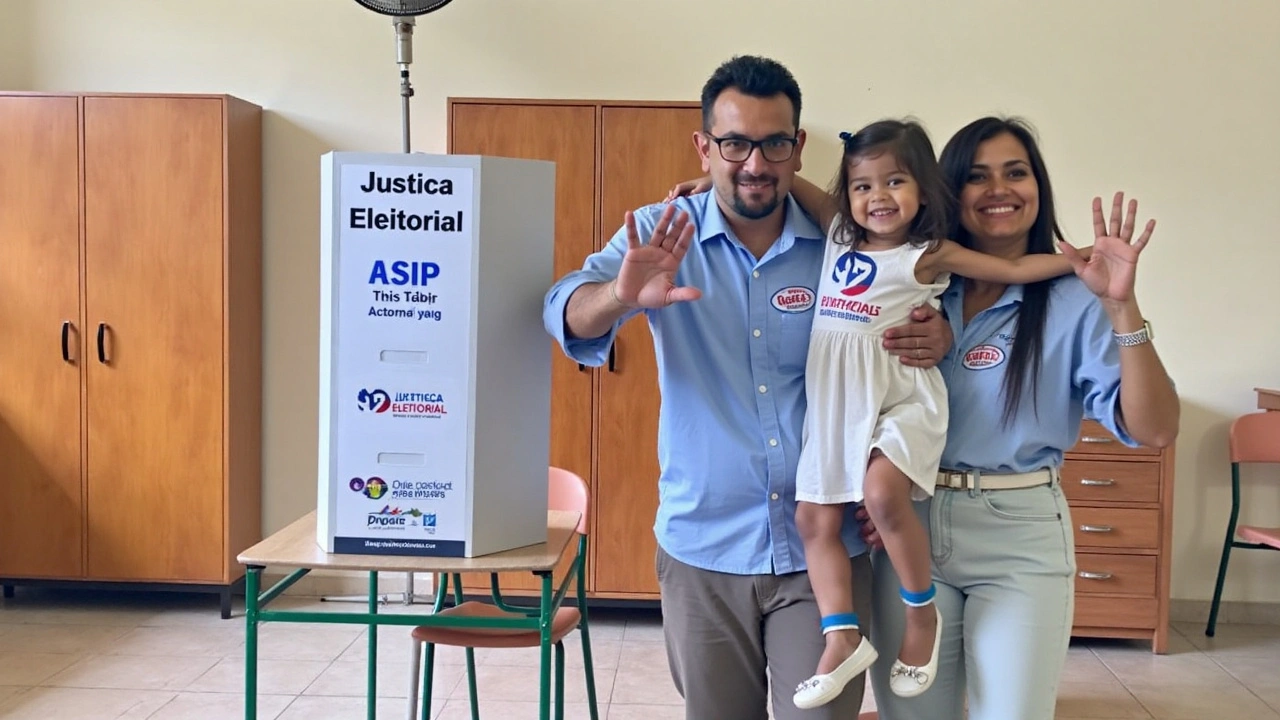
left=700, top=55, right=802, bottom=132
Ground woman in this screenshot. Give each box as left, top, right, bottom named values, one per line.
left=867, top=116, right=1179, bottom=720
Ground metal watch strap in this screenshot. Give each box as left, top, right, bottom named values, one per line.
left=1114, top=320, right=1152, bottom=347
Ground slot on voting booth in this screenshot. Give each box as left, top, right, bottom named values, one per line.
left=316, top=151, right=554, bottom=558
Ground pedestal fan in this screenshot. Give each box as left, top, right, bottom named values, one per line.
left=320, top=0, right=459, bottom=609
left=355, top=0, right=457, bottom=153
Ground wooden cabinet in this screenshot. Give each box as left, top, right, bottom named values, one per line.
left=447, top=98, right=703, bottom=600
left=1065, top=420, right=1175, bottom=653
left=0, top=93, right=262, bottom=618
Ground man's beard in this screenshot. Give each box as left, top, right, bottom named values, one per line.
left=729, top=173, right=780, bottom=220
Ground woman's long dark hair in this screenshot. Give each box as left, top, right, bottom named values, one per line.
left=938, top=117, right=1064, bottom=425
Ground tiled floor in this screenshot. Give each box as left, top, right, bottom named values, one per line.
left=0, top=588, right=1278, bottom=719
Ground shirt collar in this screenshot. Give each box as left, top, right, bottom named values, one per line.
left=942, top=274, right=1026, bottom=309
left=941, top=275, right=1026, bottom=340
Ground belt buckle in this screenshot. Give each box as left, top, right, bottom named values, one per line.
left=941, top=471, right=969, bottom=490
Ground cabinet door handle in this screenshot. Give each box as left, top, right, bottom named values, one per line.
left=607, top=344, right=617, bottom=372
left=61, top=321, right=72, bottom=362
left=1081, top=436, right=1113, bottom=444
left=96, top=323, right=109, bottom=364
left=578, top=362, right=586, bottom=372
left=1078, top=571, right=1113, bottom=580
left=1080, top=478, right=1115, bottom=486
left=1080, top=524, right=1113, bottom=533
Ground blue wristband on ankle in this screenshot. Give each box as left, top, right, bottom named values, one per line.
left=900, top=584, right=936, bottom=607
left=820, top=613, right=860, bottom=632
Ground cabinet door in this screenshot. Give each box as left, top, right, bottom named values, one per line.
left=0, top=96, right=85, bottom=579
left=83, top=97, right=225, bottom=582
left=449, top=102, right=597, bottom=593
left=594, top=106, right=703, bottom=597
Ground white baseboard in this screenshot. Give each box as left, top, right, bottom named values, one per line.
left=1170, top=598, right=1280, bottom=626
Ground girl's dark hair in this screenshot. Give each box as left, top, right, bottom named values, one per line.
left=828, top=118, right=956, bottom=250
left=938, top=116, right=1063, bottom=425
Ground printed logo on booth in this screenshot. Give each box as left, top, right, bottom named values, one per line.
left=357, top=388, right=391, bottom=413
left=349, top=476, right=388, bottom=500
left=355, top=388, right=447, bottom=419
left=771, top=286, right=816, bottom=313
left=365, top=506, right=428, bottom=530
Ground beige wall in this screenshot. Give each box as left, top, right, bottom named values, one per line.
left=5, top=0, right=1278, bottom=605
left=0, top=0, right=32, bottom=88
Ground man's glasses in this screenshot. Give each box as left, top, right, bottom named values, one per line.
left=704, top=133, right=798, bottom=163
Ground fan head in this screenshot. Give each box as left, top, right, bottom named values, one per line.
left=353, top=0, right=456, bottom=16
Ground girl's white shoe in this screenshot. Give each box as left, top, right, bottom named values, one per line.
left=793, top=637, right=879, bottom=710
left=889, top=604, right=943, bottom=697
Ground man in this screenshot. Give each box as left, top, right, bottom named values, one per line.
left=542, top=55, right=950, bottom=719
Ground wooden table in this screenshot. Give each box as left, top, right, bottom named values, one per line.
left=1257, top=387, right=1280, bottom=411
left=237, top=509, right=582, bottom=720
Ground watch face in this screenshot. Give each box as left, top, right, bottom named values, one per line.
left=1144, top=320, right=1154, bottom=340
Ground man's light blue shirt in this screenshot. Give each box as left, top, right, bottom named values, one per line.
left=543, top=191, right=869, bottom=576
left=937, top=275, right=1140, bottom=471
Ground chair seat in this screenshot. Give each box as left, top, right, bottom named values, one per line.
left=1239, top=525, right=1280, bottom=548
left=411, top=601, right=582, bottom=649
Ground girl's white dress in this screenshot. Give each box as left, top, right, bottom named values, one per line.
left=795, top=224, right=951, bottom=505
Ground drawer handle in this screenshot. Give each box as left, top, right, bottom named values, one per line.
left=1080, top=478, right=1115, bottom=486
left=1080, top=524, right=1113, bottom=533
left=1078, top=571, right=1113, bottom=580
left=1081, top=436, right=1113, bottom=443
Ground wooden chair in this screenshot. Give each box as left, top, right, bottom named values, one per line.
left=1206, top=411, right=1280, bottom=636
left=405, top=467, right=599, bottom=719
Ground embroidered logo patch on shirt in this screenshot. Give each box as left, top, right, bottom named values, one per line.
left=962, top=343, right=1006, bottom=370
left=771, top=286, right=816, bottom=313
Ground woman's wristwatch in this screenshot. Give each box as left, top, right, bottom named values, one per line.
left=1114, top=320, right=1153, bottom=347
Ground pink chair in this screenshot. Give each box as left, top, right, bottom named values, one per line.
left=405, top=467, right=599, bottom=719
left=1206, top=411, right=1280, bottom=636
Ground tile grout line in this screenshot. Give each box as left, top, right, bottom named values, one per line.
left=1189, top=626, right=1280, bottom=717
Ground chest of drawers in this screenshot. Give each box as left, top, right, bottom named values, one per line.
left=1063, top=420, right=1175, bottom=653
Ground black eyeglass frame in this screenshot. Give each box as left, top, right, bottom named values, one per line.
left=702, top=132, right=800, bottom=163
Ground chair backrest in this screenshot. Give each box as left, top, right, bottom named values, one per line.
left=548, top=466, right=590, bottom=535
left=1229, top=411, right=1280, bottom=464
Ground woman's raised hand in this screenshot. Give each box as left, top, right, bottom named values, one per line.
left=1060, top=191, right=1155, bottom=304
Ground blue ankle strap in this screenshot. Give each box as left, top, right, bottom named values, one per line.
left=900, top=583, right=936, bottom=607
left=820, top=612, right=860, bottom=634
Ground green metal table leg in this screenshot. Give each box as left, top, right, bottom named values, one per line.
left=539, top=571, right=552, bottom=720
left=244, top=566, right=262, bottom=720
left=421, top=573, right=449, bottom=720
left=368, top=571, right=379, bottom=720
left=451, top=574, right=479, bottom=720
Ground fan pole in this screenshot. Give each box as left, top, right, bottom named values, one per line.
left=395, top=15, right=415, bottom=153
left=395, top=13, right=432, bottom=606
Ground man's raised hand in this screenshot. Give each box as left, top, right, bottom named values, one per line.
left=611, top=204, right=702, bottom=309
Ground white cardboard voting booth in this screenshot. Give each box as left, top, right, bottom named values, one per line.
left=316, top=151, right=554, bottom=558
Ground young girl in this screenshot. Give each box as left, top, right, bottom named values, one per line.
left=667, top=118, right=1090, bottom=709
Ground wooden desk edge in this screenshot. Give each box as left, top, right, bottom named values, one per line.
left=237, top=509, right=580, bottom=574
